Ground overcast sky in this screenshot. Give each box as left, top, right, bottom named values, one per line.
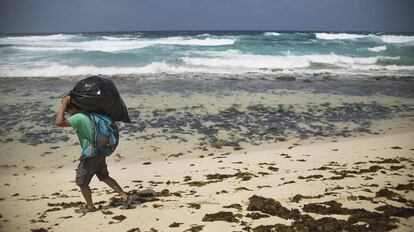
left=1, top=0, right=413, bottom=34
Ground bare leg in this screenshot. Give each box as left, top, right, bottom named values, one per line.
left=103, top=177, right=128, bottom=200
left=80, top=186, right=95, bottom=208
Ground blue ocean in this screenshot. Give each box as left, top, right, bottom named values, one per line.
left=0, top=31, right=413, bottom=78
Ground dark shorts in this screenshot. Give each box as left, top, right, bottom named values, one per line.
left=75, top=155, right=110, bottom=187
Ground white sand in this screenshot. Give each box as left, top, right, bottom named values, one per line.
left=0, top=131, right=413, bottom=232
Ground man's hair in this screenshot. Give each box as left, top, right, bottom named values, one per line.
left=67, top=102, right=81, bottom=110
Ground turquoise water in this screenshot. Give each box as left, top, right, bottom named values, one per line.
left=0, top=31, right=413, bottom=78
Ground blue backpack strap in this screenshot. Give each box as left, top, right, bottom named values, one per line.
left=85, top=112, right=98, bottom=157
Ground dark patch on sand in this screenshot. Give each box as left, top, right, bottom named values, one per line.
left=202, top=211, right=240, bottom=223
left=169, top=222, right=183, bottom=228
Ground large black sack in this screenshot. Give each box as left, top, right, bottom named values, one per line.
left=69, top=76, right=131, bottom=123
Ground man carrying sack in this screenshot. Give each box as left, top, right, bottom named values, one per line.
left=55, top=76, right=132, bottom=213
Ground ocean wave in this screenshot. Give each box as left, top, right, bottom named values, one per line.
left=0, top=34, right=78, bottom=43
left=367, top=46, right=387, bottom=52
left=1, top=61, right=412, bottom=78
left=195, top=33, right=211, bottom=37
left=347, top=64, right=414, bottom=71
left=181, top=51, right=399, bottom=70
left=379, top=35, right=414, bottom=44
left=0, top=62, right=234, bottom=77
left=6, top=37, right=236, bottom=52
left=315, top=33, right=369, bottom=40
left=102, top=35, right=137, bottom=40
left=263, top=32, right=281, bottom=36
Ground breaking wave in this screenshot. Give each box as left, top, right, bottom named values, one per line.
left=1, top=36, right=236, bottom=52
left=315, top=33, right=369, bottom=40
left=368, top=46, right=387, bottom=52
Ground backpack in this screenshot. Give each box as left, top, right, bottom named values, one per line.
left=89, top=113, right=119, bottom=157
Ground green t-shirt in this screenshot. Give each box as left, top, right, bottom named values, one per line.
left=68, top=113, right=97, bottom=157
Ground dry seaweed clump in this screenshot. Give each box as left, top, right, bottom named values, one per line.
left=247, top=195, right=300, bottom=220
left=202, top=211, right=240, bottom=223
left=302, top=200, right=399, bottom=231
left=252, top=215, right=354, bottom=232
left=183, top=225, right=204, bottom=232
left=247, top=196, right=404, bottom=232
left=205, top=171, right=258, bottom=181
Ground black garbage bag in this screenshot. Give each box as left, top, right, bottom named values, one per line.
left=69, top=76, right=131, bottom=123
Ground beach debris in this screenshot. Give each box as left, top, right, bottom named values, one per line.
left=188, top=203, right=201, bottom=209
left=109, top=189, right=158, bottom=207
left=205, top=171, right=257, bottom=181
left=281, top=181, right=296, bottom=185
left=223, top=203, right=243, bottom=211
left=298, top=174, right=324, bottom=180
left=268, top=166, right=279, bottom=172
left=30, top=228, right=48, bottom=232
left=375, top=204, right=414, bottom=218
left=112, top=215, right=126, bottom=222
left=185, top=180, right=218, bottom=187
left=246, top=212, right=270, bottom=220
left=247, top=195, right=300, bottom=220
left=126, top=228, right=141, bottom=232
left=290, top=194, right=324, bottom=203
left=169, top=222, right=183, bottom=228
left=375, top=188, right=408, bottom=203
left=202, top=211, right=240, bottom=223
left=47, top=201, right=83, bottom=209
left=101, top=210, right=113, bottom=215
left=395, top=183, right=414, bottom=191
left=183, top=225, right=204, bottom=232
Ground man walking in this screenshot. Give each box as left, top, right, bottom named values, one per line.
left=56, top=95, right=131, bottom=213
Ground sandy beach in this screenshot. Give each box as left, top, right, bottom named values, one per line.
left=0, top=76, right=413, bottom=231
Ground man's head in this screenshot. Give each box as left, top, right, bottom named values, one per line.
left=66, top=102, right=81, bottom=116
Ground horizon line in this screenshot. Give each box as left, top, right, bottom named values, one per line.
left=1, top=29, right=414, bottom=36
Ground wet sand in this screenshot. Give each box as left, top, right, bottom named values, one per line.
left=0, top=75, right=413, bottom=231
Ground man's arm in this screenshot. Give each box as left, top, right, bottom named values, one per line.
left=55, top=96, right=71, bottom=127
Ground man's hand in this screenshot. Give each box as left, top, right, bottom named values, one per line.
left=62, top=95, right=71, bottom=106
left=56, top=95, right=71, bottom=127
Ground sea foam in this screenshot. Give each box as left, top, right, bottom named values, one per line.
left=3, top=36, right=236, bottom=53
left=368, top=46, right=387, bottom=52
left=379, top=35, right=414, bottom=44
left=263, top=32, right=281, bottom=36
left=315, top=33, right=368, bottom=40
left=182, top=51, right=398, bottom=70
